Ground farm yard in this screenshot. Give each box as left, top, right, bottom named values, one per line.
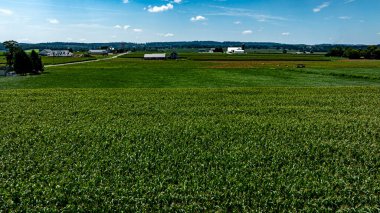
left=1, top=53, right=380, bottom=211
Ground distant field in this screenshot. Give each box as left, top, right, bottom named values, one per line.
left=41, top=56, right=97, bottom=65
left=1, top=58, right=380, bottom=89
left=1, top=88, right=379, bottom=211
left=121, top=52, right=332, bottom=61
left=0, top=56, right=5, bottom=65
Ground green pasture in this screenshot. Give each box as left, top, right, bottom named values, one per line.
left=122, top=52, right=332, bottom=61
left=1, top=58, right=380, bottom=89
left=1, top=53, right=380, bottom=211
left=41, top=56, right=97, bottom=65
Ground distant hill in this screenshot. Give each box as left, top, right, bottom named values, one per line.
left=0, top=41, right=377, bottom=52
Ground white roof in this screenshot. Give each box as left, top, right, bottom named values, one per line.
left=89, top=50, right=108, bottom=53
left=144, top=53, right=166, bottom=58
left=228, top=47, right=242, bottom=50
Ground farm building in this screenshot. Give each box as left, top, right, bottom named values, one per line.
left=144, top=53, right=166, bottom=60
left=39, top=49, right=73, bottom=57
left=227, top=47, right=245, bottom=54
left=89, top=50, right=109, bottom=55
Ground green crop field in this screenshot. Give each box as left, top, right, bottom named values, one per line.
left=122, top=52, right=332, bottom=61
left=0, top=54, right=380, bottom=211
left=41, top=56, right=97, bottom=65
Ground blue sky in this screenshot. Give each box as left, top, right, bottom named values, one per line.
left=0, top=0, right=379, bottom=44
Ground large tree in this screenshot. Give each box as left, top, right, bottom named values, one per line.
left=2, top=40, right=19, bottom=67
left=30, top=50, right=44, bottom=73
left=14, top=49, right=33, bottom=75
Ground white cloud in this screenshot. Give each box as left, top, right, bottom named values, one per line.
left=124, top=25, right=131, bottom=30
left=164, top=33, right=174, bottom=37
left=190, top=15, right=206, bottom=22
left=0, top=8, right=14, bottom=16
left=147, top=4, right=174, bottom=13
left=377, top=33, right=380, bottom=35
left=281, top=32, right=290, bottom=36
left=313, top=2, right=330, bottom=13
left=133, top=28, right=142, bottom=32
left=123, top=0, right=129, bottom=3
left=114, top=25, right=122, bottom=29
left=173, top=0, right=182, bottom=3
left=242, top=30, right=253, bottom=35
left=344, top=0, right=355, bottom=3
left=339, top=16, right=351, bottom=20
left=234, top=21, right=241, bottom=24
left=47, top=19, right=60, bottom=24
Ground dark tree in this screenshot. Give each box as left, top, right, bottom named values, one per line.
left=3, top=40, right=19, bottom=67
left=214, top=47, right=224, bottom=53
left=30, top=50, right=44, bottom=73
left=344, top=48, right=361, bottom=59
left=282, top=49, right=288, bottom=54
left=374, top=49, right=380, bottom=59
left=169, top=52, right=178, bottom=60
left=14, top=50, right=33, bottom=75
left=326, top=47, right=344, bottom=57
left=68, top=48, right=74, bottom=53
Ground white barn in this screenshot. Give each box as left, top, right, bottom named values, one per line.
left=39, top=49, right=73, bottom=57
left=144, top=53, right=166, bottom=60
left=227, top=47, right=245, bottom=54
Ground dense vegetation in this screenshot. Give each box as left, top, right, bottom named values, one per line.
left=326, top=46, right=380, bottom=59
left=1, top=53, right=380, bottom=211
left=1, top=88, right=379, bottom=211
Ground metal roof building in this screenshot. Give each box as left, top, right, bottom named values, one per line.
left=144, top=53, right=166, bottom=60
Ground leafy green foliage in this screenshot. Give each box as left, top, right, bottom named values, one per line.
left=0, top=88, right=379, bottom=211
left=13, top=49, right=33, bottom=75
left=30, top=50, right=44, bottom=73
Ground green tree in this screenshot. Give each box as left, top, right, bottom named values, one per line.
left=374, top=49, right=380, bottom=59
left=30, top=50, right=44, bottom=73
left=14, top=49, right=33, bottom=75
left=344, top=48, right=361, bottom=59
left=169, top=52, right=178, bottom=60
left=2, top=40, right=19, bottom=67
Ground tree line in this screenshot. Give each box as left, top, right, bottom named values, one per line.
left=3, top=41, right=44, bottom=75
left=326, top=46, right=380, bottom=59
left=2, top=41, right=377, bottom=53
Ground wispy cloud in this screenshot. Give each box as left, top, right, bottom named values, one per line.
left=0, top=8, right=13, bottom=16
left=47, top=18, right=60, bottom=24
left=339, top=16, right=351, bottom=20
left=123, top=0, right=129, bottom=3
left=207, top=6, right=287, bottom=23
left=281, top=32, right=290, bottom=36
left=344, top=0, right=355, bottom=3
left=190, top=15, right=206, bottom=22
left=133, top=28, right=142, bottom=32
left=313, top=2, right=330, bottom=13
left=242, top=30, right=252, bottom=35
left=158, top=33, right=175, bottom=37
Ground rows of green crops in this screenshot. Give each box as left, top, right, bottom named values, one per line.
left=1, top=88, right=379, bottom=211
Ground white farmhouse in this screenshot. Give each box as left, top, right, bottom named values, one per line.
left=39, top=49, right=73, bottom=57
left=227, top=47, right=245, bottom=54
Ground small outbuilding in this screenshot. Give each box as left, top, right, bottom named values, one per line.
left=227, top=47, right=245, bottom=54
left=144, top=53, right=166, bottom=60
left=89, top=50, right=109, bottom=55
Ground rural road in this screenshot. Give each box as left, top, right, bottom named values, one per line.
left=45, top=52, right=129, bottom=68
